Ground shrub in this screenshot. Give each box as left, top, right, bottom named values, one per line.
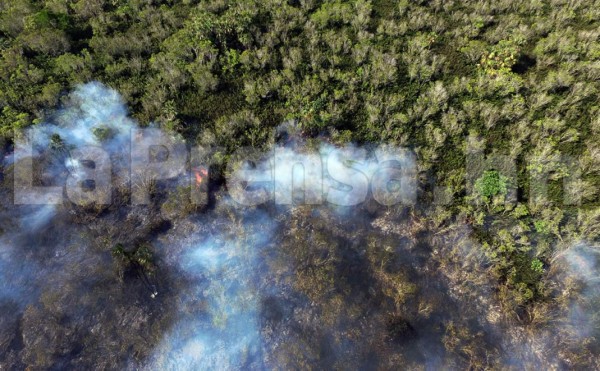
left=474, top=170, right=508, bottom=201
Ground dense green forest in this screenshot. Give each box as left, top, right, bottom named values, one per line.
left=1, top=0, right=600, bottom=369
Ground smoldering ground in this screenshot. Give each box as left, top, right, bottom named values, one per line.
left=0, top=83, right=182, bottom=368
left=0, top=83, right=599, bottom=370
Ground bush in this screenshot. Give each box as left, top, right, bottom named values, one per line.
left=474, top=170, right=509, bottom=202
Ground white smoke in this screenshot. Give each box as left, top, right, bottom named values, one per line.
left=148, top=207, right=274, bottom=370
left=228, top=141, right=417, bottom=208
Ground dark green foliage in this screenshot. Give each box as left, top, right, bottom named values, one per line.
left=475, top=170, right=508, bottom=200
left=112, top=242, right=156, bottom=275
left=92, top=126, right=115, bottom=142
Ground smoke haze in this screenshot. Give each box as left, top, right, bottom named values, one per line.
left=0, top=83, right=598, bottom=369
